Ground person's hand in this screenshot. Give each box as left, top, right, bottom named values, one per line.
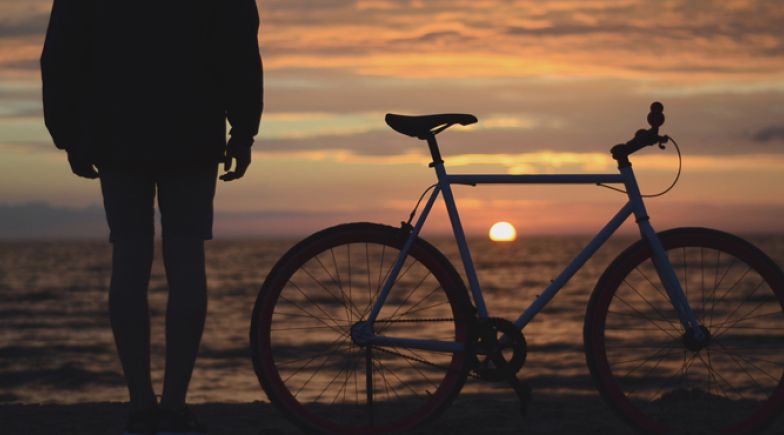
left=67, top=151, right=99, bottom=179
left=220, top=136, right=253, bottom=182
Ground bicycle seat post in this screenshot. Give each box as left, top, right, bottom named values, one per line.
left=426, top=135, right=444, bottom=168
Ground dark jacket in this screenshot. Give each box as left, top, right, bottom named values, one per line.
left=41, top=0, right=263, bottom=167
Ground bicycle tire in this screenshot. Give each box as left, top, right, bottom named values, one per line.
left=250, top=223, right=473, bottom=434
left=584, top=227, right=784, bottom=434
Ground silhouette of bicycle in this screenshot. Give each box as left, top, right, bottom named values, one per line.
left=251, top=103, right=784, bottom=434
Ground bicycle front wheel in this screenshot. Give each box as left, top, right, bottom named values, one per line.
left=585, top=227, right=784, bottom=434
left=251, top=223, right=473, bottom=434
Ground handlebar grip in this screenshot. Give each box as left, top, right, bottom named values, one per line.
left=610, top=102, right=668, bottom=167
left=647, top=101, right=664, bottom=129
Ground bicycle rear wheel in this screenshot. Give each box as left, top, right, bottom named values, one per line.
left=251, top=223, right=473, bottom=434
left=584, top=227, right=784, bottom=434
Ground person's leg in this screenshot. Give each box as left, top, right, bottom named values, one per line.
left=100, top=167, right=157, bottom=413
left=156, top=164, right=217, bottom=411
left=109, top=237, right=157, bottom=411
left=159, top=237, right=207, bottom=409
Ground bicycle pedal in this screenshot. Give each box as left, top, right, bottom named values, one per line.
left=508, top=376, right=532, bottom=416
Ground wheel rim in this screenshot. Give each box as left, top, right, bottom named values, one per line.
left=254, top=229, right=469, bottom=434
left=592, top=234, right=784, bottom=434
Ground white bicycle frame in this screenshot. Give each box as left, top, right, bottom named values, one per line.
left=359, top=135, right=705, bottom=354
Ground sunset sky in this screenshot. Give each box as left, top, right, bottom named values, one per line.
left=0, top=0, right=782, bottom=238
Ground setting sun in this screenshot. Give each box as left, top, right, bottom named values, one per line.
left=489, top=221, right=517, bottom=242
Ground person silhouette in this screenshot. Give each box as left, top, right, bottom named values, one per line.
left=41, top=1, right=263, bottom=434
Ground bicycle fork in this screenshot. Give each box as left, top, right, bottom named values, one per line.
left=625, top=166, right=708, bottom=345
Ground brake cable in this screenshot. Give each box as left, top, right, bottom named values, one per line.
left=598, top=136, right=682, bottom=198
left=403, top=183, right=438, bottom=228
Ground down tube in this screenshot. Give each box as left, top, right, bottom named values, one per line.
left=514, top=202, right=635, bottom=329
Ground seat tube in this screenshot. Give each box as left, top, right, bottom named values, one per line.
left=430, top=150, right=489, bottom=317
left=622, top=166, right=704, bottom=337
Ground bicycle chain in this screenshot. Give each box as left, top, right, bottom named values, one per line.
left=370, top=317, right=482, bottom=379
left=371, top=317, right=526, bottom=382
left=370, top=344, right=482, bottom=380
left=375, top=317, right=455, bottom=323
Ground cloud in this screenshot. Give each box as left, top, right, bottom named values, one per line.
left=752, top=126, right=784, bottom=143
left=0, top=202, right=106, bottom=239
left=4, top=198, right=783, bottom=239
left=0, top=12, right=49, bottom=38
left=0, top=201, right=399, bottom=239
left=2, top=1, right=783, bottom=82
left=254, top=147, right=784, bottom=175
left=256, top=0, right=784, bottom=80
left=389, top=30, right=476, bottom=46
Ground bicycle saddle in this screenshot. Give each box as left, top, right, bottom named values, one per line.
left=385, top=113, right=478, bottom=139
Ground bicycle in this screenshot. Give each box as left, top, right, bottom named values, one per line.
left=250, top=103, right=784, bottom=434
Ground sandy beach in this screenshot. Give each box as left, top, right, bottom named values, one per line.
left=1, top=392, right=636, bottom=435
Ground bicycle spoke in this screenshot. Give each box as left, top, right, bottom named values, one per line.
left=387, top=298, right=450, bottom=320
left=297, top=264, right=363, bottom=322
left=376, top=281, right=442, bottom=334
left=275, top=334, right=350, bottom=369
left=682, top=247, right=688, bottom=299
left=701, top=247, right=706, bottom=323
left=633, top=265, right=670, bottom=305
left=366, top=242, right=372, bottom=304
left=291, top=342, right=350, bottom=397
left=347, top=244, right=353, bottom=324
left=314, top=251, right=351, bottom=321
left=374, top=356, right=424, bottom=399
left=677, top=352, right=699, bottom=391
left=313, top=351, right=357, bottom=403
left=621, top=278, right=678, bottom=332
left=708, top=258, right=743, bottom=328
left=392, top=285, right=444, bottom=322
left=280, top=285, right=348, bottom=333
left=713, top=284, right=769, bottom=339
left=378, top=270, right=433, bottom=325
left=373, top=358, right=400, bottom=402
left=623, top=347, right=671, bottom=400
left=399, top=351, right=440, bottom=391
left=375, top=245, right=388, bottom=299
left=365, top=346, right=374, bottom=427
left=609, top=295, right=681, bottom=339
left=277, top=292, right=347, bottom=336
left=711, top=266, right=754, bottom=314
left=694, top=351, right=737, bottom=400
left=711, top=310, right=782, bottom=325
left=713, top=341, right=782, bottom=384
left=619, top=344, right=676, bottom=379
left=363, top=256, right=420, bottom=321
left=610, top=349, right=681, bottom=366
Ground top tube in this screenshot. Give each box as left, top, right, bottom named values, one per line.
left=445, top=173, right=626, bottom=185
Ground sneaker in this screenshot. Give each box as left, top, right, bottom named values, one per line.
left=123, top=407, right=158, bottom=435
left=156, top=406, right=207, bottom=435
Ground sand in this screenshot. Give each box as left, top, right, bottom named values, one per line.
left=0, top=392, right=633, bottom=434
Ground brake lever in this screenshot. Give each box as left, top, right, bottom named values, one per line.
left=658, top=135, right=670, bottom=150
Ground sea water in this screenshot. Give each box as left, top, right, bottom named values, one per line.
left=2, top=235, right=783, bottom=405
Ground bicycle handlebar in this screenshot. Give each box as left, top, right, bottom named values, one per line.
left=611, top=102, right=670, bottom=167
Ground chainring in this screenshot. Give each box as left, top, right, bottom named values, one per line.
left=470, top=317, right=527, bottom=382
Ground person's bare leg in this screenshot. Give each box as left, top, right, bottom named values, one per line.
left=160, top=237, right=207, bottom=409
left=109, top=237, right=156, bottom=412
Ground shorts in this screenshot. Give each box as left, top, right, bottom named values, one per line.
left=99, top=164, right=218, bottom=243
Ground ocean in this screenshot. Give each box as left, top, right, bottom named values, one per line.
left=2, top=233, right=784, bottom=415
